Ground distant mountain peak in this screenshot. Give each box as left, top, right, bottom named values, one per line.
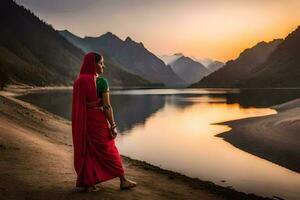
left=254, top=39, right=283, bottom=48
left=60, top=29, right=72, bottom=34
left=82, top=31, right=121, bottom=41
left=99, top=31, right=120, bottom=39
left=192, top=57, right=214, bottom=67
left=139, top=42, right=144, bottom=47
left=59, top=29, right=83, bottom=39
left=238, top=39, right=283, bottom=58
left=124, top=36, right=144, bottom=47
left=125, top=36, right=133, bottom=42
left=158, top=53, right=184, bottom=65
left=102, top=31, right=121, bottom=39
left=256, top=41, right=267, bottom=45
left=168, top=54, right=210, bottom=84
left=105, top=31, right=114, bottom=36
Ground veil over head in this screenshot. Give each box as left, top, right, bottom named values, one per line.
left=79, top=52, right=97, bottom=76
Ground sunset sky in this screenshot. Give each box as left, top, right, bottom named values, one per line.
left=15, top=0, right=300, bottom=62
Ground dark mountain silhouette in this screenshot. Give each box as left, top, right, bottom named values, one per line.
left=60, top=30, right=185, bottom=87
left=0, top=0, right=84, bottom=88
left=241, top=26, right=300, bottom=87
left=0, top=0, right=149, bottom=88
left=191, top=39, right=283, bottom=88
left=168, top=55, right=210, bottom=84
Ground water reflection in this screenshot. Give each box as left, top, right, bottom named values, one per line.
left=17, top=89, right=300, bottom=133
left=111, top=95, right=165, bottom=132
left=17, top=90, right=167, bottom=132
left=117, top=102, right=300, bottom=200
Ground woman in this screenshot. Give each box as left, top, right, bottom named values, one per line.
left=72, top=52, right=137, bottom=192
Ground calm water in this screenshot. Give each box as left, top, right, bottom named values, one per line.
left=17, top=88, right=300, bottom=200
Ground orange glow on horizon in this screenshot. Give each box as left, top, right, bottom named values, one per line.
left=143, top=15, right=300, bottom=62
left=16, top=0, right=300, bottom=62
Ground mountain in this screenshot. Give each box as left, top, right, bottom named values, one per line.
left=0, top=1, right=149, bottom=88
left=60, top=30, right=185, bottom=87
left=96, top=55, right=151, bottom=87
left=168, top=55, right=211, bottom=84
left=60, top=31, right=151, bottom=87
left=159, top=53, right=213, bottom=84
left=241, top=26, right=300, bottom=87
left=191, top=39, right=283, bottom=88
left=190, top=57, right=224, bottom=72
left=0, top=0, right=84, bottom=88
left=206, top=61, right=224, bottom=72
left=159, top=53, right=183, bottom=65
left=58, top=30, right=88, bottom=52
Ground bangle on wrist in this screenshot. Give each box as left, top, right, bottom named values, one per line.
left=111, top=124, right=117, bottom=129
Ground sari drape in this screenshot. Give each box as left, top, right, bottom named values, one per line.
left=72, top=52, right=124, bottom=187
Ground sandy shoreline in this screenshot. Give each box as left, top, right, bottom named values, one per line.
left=0, top=87, right=272, bottom=200
left=218, top=98, right=300, bottom=173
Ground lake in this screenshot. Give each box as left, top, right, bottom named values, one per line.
left=17, top=88, right=300, bottom=200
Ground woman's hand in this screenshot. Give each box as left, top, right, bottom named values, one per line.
left=110, top=127, right=118, bottom=139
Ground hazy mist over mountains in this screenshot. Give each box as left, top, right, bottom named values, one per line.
left=191, top=57, right=224, bottom=73
left=159, top=53, right=184, bottom=66
left=206, top=61, right=225, bottom=73
left=159, top=54, right=224, bottom=84
left=159, top=54, right=211, bottom=84
left=193, top=58, right=213, bottom=67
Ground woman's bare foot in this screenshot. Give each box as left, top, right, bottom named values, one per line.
left=120, top=178, right=137, bottom=190
left=85, top=184, right=101, bottom=193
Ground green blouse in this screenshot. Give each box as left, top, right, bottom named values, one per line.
left=96, top=77, right=109, bottom=98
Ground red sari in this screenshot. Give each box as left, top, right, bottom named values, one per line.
left=72, top=52, right=124, bottom=187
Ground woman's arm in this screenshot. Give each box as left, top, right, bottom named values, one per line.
left=102, top=91, right=118, bottom=138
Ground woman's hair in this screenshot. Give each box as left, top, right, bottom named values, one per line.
left=94, top=53, right=103, bottom=64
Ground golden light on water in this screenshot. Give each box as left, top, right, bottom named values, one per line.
left=161, top=103, right=276, bottom=136
left=118, top=102, right=278, bottom=160
left=117, top=102, right=300, bottom=199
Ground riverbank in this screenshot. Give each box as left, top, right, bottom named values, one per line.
left=0, top=87, right=270, bottom=200
left=1, top=84, right=177, bottom=96
left=218, top=98, right=300, bottom=173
